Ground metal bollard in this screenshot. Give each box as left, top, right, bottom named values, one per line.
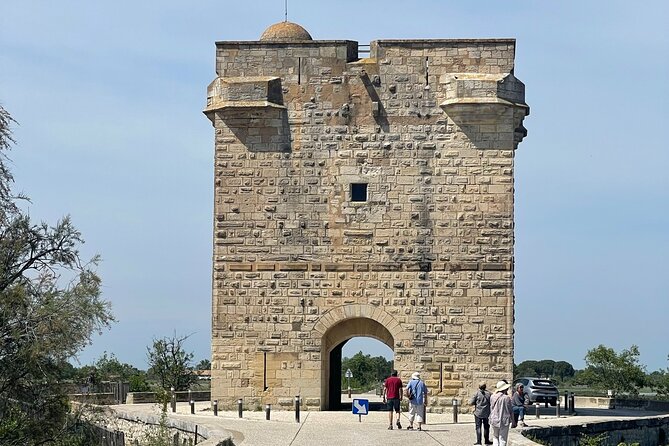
left=238, top=398, right=243, bottom=418
left=213, top=400, right=218, bottom=416
left=265, top=404, right=271, bottom=420
left=452, top=398, right=459, bottom=424
left=535, top=403, right=540, bottom=419
left=190, top=400, right=195, bottom=415
left=295, top=395, right=301, bottom=423
left=569, top=392, right=575, bottom=414
left=555, top=399, right=560, bottom=418
left=171, top=387, right=176, bottom=413
left=564, top=391, right=569, bottom=411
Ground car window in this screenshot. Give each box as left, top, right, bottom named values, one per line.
left=533, top=380, right=554, bottom=387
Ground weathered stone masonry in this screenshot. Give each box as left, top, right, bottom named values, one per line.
left=205, top=22, right=528, bottom=411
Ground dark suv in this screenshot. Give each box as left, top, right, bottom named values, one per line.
left=513, top=377, right=559, bottom=406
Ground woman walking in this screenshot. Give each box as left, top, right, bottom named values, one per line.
left=489, top=380, right=513, bottom=446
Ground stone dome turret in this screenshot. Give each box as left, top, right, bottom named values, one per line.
left=260, top=21, right=313, bottom=42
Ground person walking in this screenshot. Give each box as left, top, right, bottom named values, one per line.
left=469, top=381, right=493, bottom=445
left=489, top=380, right=513, bottom=446
left=511, top=383, right=528, bottom=427
left=405, top=371, right=428, bottom=431
left=382, top=370, right=403, bottom=430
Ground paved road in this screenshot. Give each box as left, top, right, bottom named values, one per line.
left=112, top=401, right=667, bottom=446
left=116, top=402, right=483, bottom=445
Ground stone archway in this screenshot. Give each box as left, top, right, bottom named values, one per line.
left=313, top=305, right=404, bottom=410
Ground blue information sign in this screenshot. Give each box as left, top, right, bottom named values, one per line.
left=352, top=398, right=369, bottom=415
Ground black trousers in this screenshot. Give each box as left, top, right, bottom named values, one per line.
left=475, top=415, right=490, bottom=444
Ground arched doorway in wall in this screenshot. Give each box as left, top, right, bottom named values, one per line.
left=321, top=317, right=394, bottom=410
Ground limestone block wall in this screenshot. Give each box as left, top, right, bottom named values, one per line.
left=206, top=37, right=528, bottom=411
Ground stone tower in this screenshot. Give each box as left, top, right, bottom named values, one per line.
left=204, top=21, right=528, bottom=411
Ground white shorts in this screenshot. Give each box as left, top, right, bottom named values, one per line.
left=409, top=403, right=425, bottom=423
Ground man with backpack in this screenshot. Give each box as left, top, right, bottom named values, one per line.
left=405, top=371, right=428, bottom=430
left=469, top=381, right=493, bottom=445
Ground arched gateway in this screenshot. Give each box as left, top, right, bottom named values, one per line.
left=317, top=307, right=401, bottom=410
left=206, top=22, right=528, bottom=411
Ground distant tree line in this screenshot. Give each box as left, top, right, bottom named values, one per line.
left=338, top=343, right=669, bottom=398
left=341, top=351, right=392, bottom=391
left=514, top=359, right=576, bottom=382
left=516, top=344, right=669, bottom=397
left=59, top=337, right=212, bottom=393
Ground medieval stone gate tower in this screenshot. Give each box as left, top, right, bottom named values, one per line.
left=205, top=21, right=528, bottom=411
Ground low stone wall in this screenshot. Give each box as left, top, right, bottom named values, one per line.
left=612, top=398, right=669, bottom=412
left=126, top=391, right=211, bottom=404
left=105, top=408, right=233, bottom=446
left=572, top=396, right=615, bottom=409
left=574, top=396, right=669, bottom=412
left=522, top=415, right=669, bottom=446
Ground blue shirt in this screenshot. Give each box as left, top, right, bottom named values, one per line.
left=407, top=379, right=427, bottom=404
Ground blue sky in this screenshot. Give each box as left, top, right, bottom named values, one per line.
left=2, top=1, right=667, bottom=372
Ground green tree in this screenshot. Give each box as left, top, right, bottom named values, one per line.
left=515, top=360, right=539, bottom=378
left=648, top=355, right=669, bottom=397
left=0, top=106, right=18, bottom=209
left=74, top=364, right=101, bottom=389
left=94, top=352, right=133, bottom=380
left=536, top=359, right=556, bottom=377
left=515, top=359, right=575, bottom=383
left=89, top=352, right=150, bottom=392
left=128, top=374, right=152, bottom=393
left=195, top=359, right=211, bottom=370
left=579, top=345, right=646, bottom=395
left=147, top=333, right=196, bottom=391
left=56, top=361, right=79, bottom=381
left=553, top=361, right=576, bottom=382
left=0, top=105, right=115, bottom=445
left=341, top=351, right=392, bottom=391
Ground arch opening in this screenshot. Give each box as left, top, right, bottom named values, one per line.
left=320, top=317, right=394, bottom=410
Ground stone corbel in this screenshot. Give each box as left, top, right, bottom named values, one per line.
left=203, top=76, right=286, bottom=123
left=439, top=73, right=529, bottom=149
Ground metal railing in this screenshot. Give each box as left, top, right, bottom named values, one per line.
left=358, top=44, right=370, bottom=59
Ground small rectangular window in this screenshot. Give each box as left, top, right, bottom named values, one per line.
left=351, top=183, right=368, bottom=202
left=351, top=183, right=367, bottom=202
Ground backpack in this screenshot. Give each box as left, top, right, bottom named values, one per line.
left=404, top=384, right=414, bottom=400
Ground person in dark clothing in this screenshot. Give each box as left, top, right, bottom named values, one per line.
left=469, top=381, right=493, bottom=445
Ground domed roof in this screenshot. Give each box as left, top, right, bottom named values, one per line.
left=260, top=21, right=313, bottom=42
